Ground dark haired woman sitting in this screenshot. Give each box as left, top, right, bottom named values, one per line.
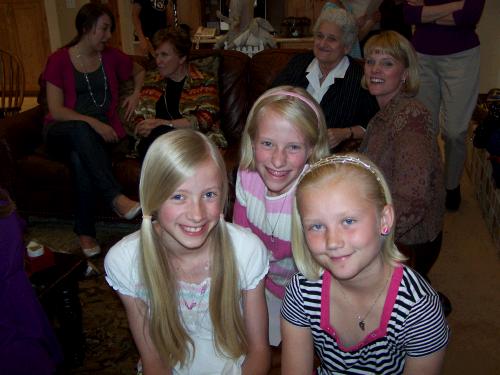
left=43, top=3, right=145, bottom=257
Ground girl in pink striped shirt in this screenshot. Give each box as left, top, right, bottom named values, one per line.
left=233, top=86, right=329, bottom=345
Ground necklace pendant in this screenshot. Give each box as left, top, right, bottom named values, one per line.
left=358, top=320, right=365, bottom=331
left=271, top=235, right=275, bottom=243
left=184, top=301, right=197, bottom=310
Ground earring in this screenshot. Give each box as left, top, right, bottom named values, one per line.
left=381, top=227, right=390, bottom=236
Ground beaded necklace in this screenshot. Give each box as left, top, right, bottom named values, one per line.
left=76, top=47, right=108, bottom=108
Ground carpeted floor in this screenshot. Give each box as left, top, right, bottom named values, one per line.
left=24, top=170, right=500, bottom=374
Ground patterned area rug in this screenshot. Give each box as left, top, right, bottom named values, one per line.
left=25, top=218, right=141, bottom=374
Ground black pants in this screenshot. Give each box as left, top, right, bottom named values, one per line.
left=46, top=121, right=122, bottom=237
left=398, top=232, right=443, bottom=280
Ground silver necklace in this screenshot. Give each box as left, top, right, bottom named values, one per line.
left=163, top=67, right=187, bottom=120
left=163, top=82, right=174, bottom=120
left=265, top=194, right=288, bottom=243
left=76, top=48, right=108, bottom=108
left=338, top=269, right=390, bottom=331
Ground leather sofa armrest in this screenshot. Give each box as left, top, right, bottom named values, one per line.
left=0, top=105, right=45, bottom=160
left=249, top=48, right=306, bottom=104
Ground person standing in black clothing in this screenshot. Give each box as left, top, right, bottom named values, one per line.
left=132, top=0, right=174, bottom=56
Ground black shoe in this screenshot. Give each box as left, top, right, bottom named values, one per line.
left=438, top=291, right=452, bottom=317
left=445, top=185, right=461, bottom=211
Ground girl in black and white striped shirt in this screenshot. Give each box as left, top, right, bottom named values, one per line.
left=281, top=154, right=449, bottom=374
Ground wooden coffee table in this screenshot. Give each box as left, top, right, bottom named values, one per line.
left=29, top=249, right=87, bottom=368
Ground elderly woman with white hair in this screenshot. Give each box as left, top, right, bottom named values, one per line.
left=273, top=7, right=378, bottom=151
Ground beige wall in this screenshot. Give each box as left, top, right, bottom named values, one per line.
left=477, top=0, right=500, bottom=93
left=45, top=0, right=90, bottom=50
left=117, top=0, right=134, bottom=54
left=57, top=0, right=89, bottom=46
left=45, top=1, right=136, bottom=54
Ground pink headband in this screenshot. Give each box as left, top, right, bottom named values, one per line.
left=260, top=90, right=321, bottom=126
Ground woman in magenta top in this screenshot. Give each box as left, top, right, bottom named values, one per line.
left=43, top=3, right=144, bottom=257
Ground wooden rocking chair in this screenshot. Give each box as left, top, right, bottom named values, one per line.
left=0, top=49, right=25, bottom=118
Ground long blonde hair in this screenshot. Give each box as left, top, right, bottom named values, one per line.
left=291, top=153, right=406, bottom=280
left=139, top=129, right=247, bottom=368
left=239, top=85, right=329, bottom=170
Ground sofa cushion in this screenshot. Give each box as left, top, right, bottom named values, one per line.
left=203, top=50, right=250, bottom=144
left=112, top=158, right=141, bottom=200
left=15, top=154, right=73, bottom=215
left=249, top=48, right=308, bottom=104
left=17, top=154, right=70, bottom=189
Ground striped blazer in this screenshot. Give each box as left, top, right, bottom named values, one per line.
left=272, top=52, right=379, bottom=130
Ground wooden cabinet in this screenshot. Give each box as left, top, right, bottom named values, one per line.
left=177, top=1, right=202, bottom=32
left=276, top=37, right=314, bottom=50
left=0, top=0, right=50, bottom=94
left=285, top=0, right=327, bottom=24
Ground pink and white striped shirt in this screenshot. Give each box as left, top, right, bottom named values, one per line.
left=233, top=167, right=306, bottom=299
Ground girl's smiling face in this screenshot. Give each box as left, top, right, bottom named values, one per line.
left=298, top=177, right=393, bottom=281
left=253, top=108, right=312, bottom=197
left=156, top=159, right=223, bottom=256
left=364, top=51, right=408, bottom=108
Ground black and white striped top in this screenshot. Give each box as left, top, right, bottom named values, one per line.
left=281, top=266, right=449, bottom=374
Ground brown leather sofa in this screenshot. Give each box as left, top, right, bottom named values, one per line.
left=0, top=48, right=305, bottom=219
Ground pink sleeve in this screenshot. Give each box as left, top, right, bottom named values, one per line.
left=232, top=169, right=251, bottom=228
left=43, top=52, right=64, bottom=89
left=233, top=200, right=250, bottom=228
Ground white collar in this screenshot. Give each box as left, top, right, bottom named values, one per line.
left=305, top=56, right=350, bottom=104
left=306, top=56, right=350, bottom=87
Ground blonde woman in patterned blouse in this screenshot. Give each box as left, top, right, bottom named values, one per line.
left=359, top=31, right=446, bottom=291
